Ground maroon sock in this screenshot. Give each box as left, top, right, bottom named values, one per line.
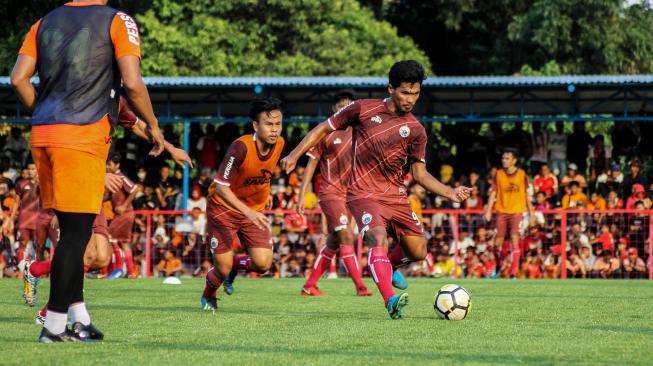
left=340, top=244, right=366, bottom=289
left=123, top=246, right=135, bottom=276
left=510, top=248, right=522, bottom=277
left=203, top=267, right=222, bottom=299
left=39, top=303, right=48, bottom=318
left=29, top=260, right=52, bottom=277
left=83, top=264, right=90, bottom=273
left=389, top=245, right=410, bottom=270
left=304, top=247, right=337, bottom=289
left=112, top=243, right=124, bottom=272
left=232, top=255, right=251, bottom=271
left=368, top=247, right=394, bottom=306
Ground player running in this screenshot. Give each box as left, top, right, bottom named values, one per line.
left=298, top=89, right=371, bottom=297
left=484, top=148, right=534, bottom=279
left=281, top=60, right=470, bottom=319
left=200, top=97, right=284, bottom=311
left=4, top=161, right=39, bottom=262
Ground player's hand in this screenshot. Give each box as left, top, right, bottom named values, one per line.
left=296, top=197, right=305, bottom=215
left=104, top=173, right=123, bottom=193
left=170, top=147, right=194, bottom=169
left=50, top=215, right=59, bottom=230
left=245, top=209, right=270, bottom=231
left=280, top=154, right=297, bottom=174
left=484, top=211, right=492, bottom=223
left=449, top=186, right=472, bottom=202
left=149, top=125, right=166, bottom=157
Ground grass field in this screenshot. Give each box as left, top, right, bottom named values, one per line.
left=1, top=277, right=652, bottom=366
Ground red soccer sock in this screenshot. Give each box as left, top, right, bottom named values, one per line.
left=232, top=255, right=251, bottom=271
left=123, top=246, right=135, bottom=276
left=29, top=260, right=52, bottom=278
left=369, top=247, right=395, bottom=306
left=389, top=245, right=410, bottom=270
left=340, top=244, right=366, bottom=289
left=39, top=303, right=48, bottom=318
left=112, top=243, right=124, bottom=272
left=304, top=246, right=337, bottom=289
left=83, top=264, right=90, bottom=273
left=203, top=267, right=223, bottom=299
left=510, top=248, right=522, bottom=277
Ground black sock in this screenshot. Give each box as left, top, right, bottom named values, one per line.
left=48, top=211, right=95, bottom=313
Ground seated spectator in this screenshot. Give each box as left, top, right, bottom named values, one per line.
left=579, top=244, right=596, bottom=275
left=587, top=192, right=606, bottom=210
left=449, top=229, right=475, bottom=254
left=522, top=225, right=545, bottom=253
left=622, top=248, right=647, bottom=278
left=433, top=253, right=457, bottom=278
left=533, top=164, right=558, bottom=199
left=566, top=251, right=586, bottom=278
left=562, top=181, right=587, bottom=209
left=525, top=253, right=542, bottom=279
left=543, top=251, right=560, bottom=279
left=187, top=185, right=207, bottom=211
left=532, top=191, right=550, bottom=225
left=464, top=185, right=483, bottom=210
left=157, top=249, right=183, bottom=277
left=561, top=163, right=587, bottom=189
left=134, top=185, right=161, bottom=210
left=155, top=166, right=179, bottom=209
left=593, top=250, right=620, bottom=278
left=0, top=157, right=18, bottom=182
left=606, top=189, right=624, bottom=209
left=591, top=224, right=614, bottom=253
left=625, top=183, right=646, bottom=210
left=568, top=223, right=590, bottom=252
left=596, top=163, right=624, bottom=197
left=623, top=158, right=648, bottom=198
left=482, top=252, right=497, bottom=278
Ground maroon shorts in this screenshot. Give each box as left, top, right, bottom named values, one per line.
left=109, top=212, right=135, bottom=242
left=93, top=210, right=109, bottom=239
left=18, top=228, right=35, bottom=243
left=320, top=199, right=351, bottom=232
left=205, top=202, right=272, bottom=255
left=348, top=198, right=423, bottom=239
left=35, top=210, right=58, bottom=248
left=496, top=213, right=522, bottom=238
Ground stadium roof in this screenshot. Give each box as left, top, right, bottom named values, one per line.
left=2, top=75, right=653, bottom=123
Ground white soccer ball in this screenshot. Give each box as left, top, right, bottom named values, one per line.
left=434, top=284, right=471, bottom=320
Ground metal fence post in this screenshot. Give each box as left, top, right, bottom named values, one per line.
left=560, top=212, right=568, bottom=280
left=145, top=212, right=152, bottom=278
left=452, top=213, right=459, bottom=278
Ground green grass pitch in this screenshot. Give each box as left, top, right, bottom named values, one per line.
left=1, top=278, right=652, bottom=365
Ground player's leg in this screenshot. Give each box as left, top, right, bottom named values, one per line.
left=110, top=214, right=136, bottom=278
left=202, top=250, right=233, bottom=310
left=508, top=215, right=522, bottom=279
left=302, top=233, right=339, bottom=296
left=224, top=217, right=273, bottom=295
left=338, top=229, right=371, bottom=296
left=388, top=202, right=427, bottom=290
left=201, top=206, right=238, bottom=309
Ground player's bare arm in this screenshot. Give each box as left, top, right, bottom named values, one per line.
left=296, top=156, right=319, bottom=215
left=10, top=55, right=37, bottom=111
left=281, top=122, right=333, bottom=174
left=117, top=56, right=164, bottom=156
left=484, top=190, right=496, bottom=222
left=211, top=182, right=270, bottom=231
left=105, top=173, right=124, bottom=194
left=410, top=162, right=471, bottom=203
left=115, top=185, right=140, bottom=215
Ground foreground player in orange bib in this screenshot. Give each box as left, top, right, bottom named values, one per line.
left=298, top=89, right=371, bottom=297
left=282, top=61, right=471, bottom=319
left=201, top=97, right=284, bottom=311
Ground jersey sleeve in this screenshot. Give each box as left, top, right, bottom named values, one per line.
left=18, top=19, right=41, bottom=59
left=110, top=11, right=141, bottom=60
left=117, top=96, right=138, bottom=129
left=214, top=141, right=247, bottom=186
left=407, top=126, right=427, bottom=164
left=306, top=140, right=323, bottom=160
left=121, top=175, right=138, bottom=194
left=327, top=101, right=361, bottom=130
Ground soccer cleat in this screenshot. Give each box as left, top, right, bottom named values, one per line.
left=35, top=312, right=46, bottom=325
left=39, top=327, right=79, bottom=343
left=386, top=293, right=409, bottom=320
left=108, top=269, right=124, bottom=279
left=223, top=276, right=235, bottom=296
left=22, top=260, right=40, bottom=307
left=356, top=286, right=373, bottom=297
left=71, top=322, right=104, bottom=342
left=301, top=286, right=322, bottom=296
left=200, top=296, right=218, bottom=311
left=392, top=270, right=408, bottom=290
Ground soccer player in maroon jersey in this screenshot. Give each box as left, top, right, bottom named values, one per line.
left=298, top=89, right=371, bottom=297
left=282, top=61, right=471, bottom=319
left=106, top=153, right=139, bottom=279
left=5, top=162, right=39, bottom=260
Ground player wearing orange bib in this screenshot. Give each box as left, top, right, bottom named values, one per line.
left=484, top=148, right=534, bottom=279
left=201, top=98, right=285, bottom=311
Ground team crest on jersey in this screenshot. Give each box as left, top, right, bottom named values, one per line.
left=340, top=214, right=348, bottom=225
left=362, top=213, right=373, bottom=225
left=210, top=237, right=219, bottom=250
left=334, top=138, right=342, bottom=145
left=399, top=126, right=411, bottom=138
left=371, top=115, right=382, bottom=124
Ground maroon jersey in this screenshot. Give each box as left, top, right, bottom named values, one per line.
left=16, top=179, right=38, bottom=230
left=306, top=128, right=352, bottom=200
left=110, top=171, right=137, bottom=215
left=327, top=99, right=427, bottom=202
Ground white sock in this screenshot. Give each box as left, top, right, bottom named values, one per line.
left=68, top=302, right=91, bottom=326
left=44, top=310, right=67, bottom=334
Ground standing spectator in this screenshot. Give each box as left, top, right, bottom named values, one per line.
left=560, top=163, right=588, bottom=189
left=196, top=125, right=219, bottom=172
left=533, top=164, right=558, bottom=200
left=155, top=166, right=179, bottom=209
left=623, top=159, right=648, bottom=198
left=561, top=181, right=588, bottom=209
left=548, top=122, right=567, bottom=179
left=611, top=122, right=639, bottom=162
left=567, top=122, right=593, bottom=176
left=3, top=127, right=28, bottom=167
left=529, top=122, right=548, bottom=176
left=588, top=135, right=611, bottom=183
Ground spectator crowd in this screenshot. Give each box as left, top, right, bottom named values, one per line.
left=0, top=120, right=651, bottom=279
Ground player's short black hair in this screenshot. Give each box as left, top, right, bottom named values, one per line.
left=503, top=147, right=518, bottom=159
left=333, top=88, right=356, bottom=104
left=109, top=153, right=122, bottom=164
left=389, top=60, right=427, bottom=88
left=249, top=97, right=283, bottom=122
